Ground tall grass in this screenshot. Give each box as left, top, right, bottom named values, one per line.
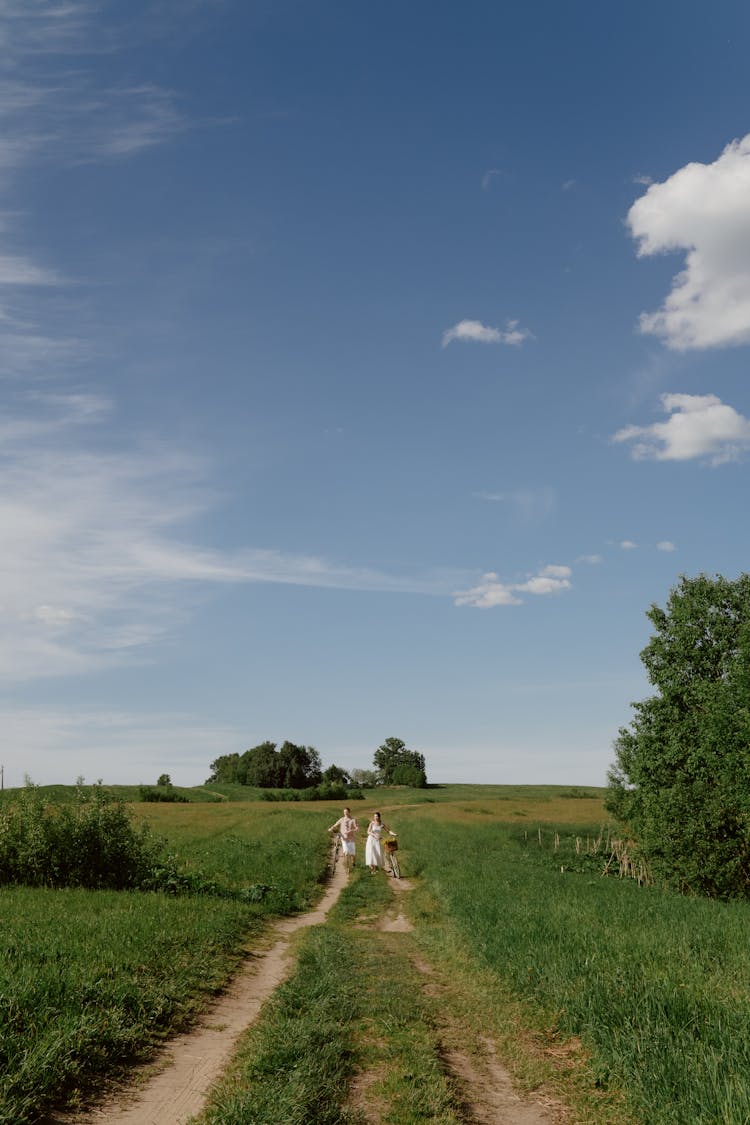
left=199, top=871, right=462, bottom=1125
left=133, top=803, right=333, bottom=910
left=404, top=814, right=750, bottom=1124
left=0, top=887, right=255, bottom=1125
left=0, top=804, right=333, bottom=1124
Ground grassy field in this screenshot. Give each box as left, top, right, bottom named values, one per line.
left=2, top=783, right=749, bottom=1124
left=398, top=802, right=750, bottom=1125
left=0, top=800, right=333, bottom=1125
left=199, top=867, right=466, bottom=1125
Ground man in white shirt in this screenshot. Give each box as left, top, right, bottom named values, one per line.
left=328, top=807, right=359, bottom=872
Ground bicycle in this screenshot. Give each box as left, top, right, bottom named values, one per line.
left=329, top=832, right=342, bottom=874
left=383, top=836, right=401, bottom=879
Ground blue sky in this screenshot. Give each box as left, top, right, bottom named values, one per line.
left=2, top=1, right=750, bottom=788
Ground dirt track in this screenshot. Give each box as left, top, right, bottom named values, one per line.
left=51, top=863, right=562, bottom=1125
left=49, top=859, right=349, bottom=1125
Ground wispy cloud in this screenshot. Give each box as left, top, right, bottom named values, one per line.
left=576, top=553, right=603, bottom=565
left=0, top=6, right=195, bottom=382
left=0, top=705, right=245, bottom=789
left=481, top=168, right=506, bottom=191
left=0, top=6, right=191, bottom=177
left=0, top=79, right=189, bottom=171
left=0, top=392, right=434, bottom=677
left=628, top=134, right=750, bottom=350
left=454, top=564, right=572, bottom=609
left=0, top=2, right=95, bottom=57
left=656, top=540, right=676, bottom=552
left=0, top=391, right=584, bottom=675
left=612, top=392, right=750, bottom=465
left=0, top=252, right=62, bottom=285
left=474, top=486, right=556, bottom=521
left=442, top=318, right=531, bottom=348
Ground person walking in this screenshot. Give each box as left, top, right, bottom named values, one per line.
left=365, top=811, right=395, bottom=874
left=327, top=807, right=359, bottom=872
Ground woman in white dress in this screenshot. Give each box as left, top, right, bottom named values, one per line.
left=365, top=811, right=395, bottom=873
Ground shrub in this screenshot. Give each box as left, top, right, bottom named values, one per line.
left=259, top=784, right=365, bottom=802
left=139, top=786, right=189, bottom=803
left=0, top=783, right=165, bottom=890
left=391, top=763, right=427, bottom=788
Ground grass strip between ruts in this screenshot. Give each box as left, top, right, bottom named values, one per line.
left=196, top=870, right=464, bottom=1125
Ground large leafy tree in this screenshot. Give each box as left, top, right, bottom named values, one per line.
left=209, top=741, right=325, bottom=789
left=277, top=742, right=323, bottom=789
left=240, top=742, right=282, bottom=787
left=607, top=573, right=750, bottom=898
left=206, top=753, right=240, bottom=784
left=373, top=737, right=427, bottom=787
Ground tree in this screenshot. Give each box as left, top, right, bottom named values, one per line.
left=607, top=573, right=750, bottom=898
left=240, top=742, right=282, bottom=788
left=322, top=764, right=351, bottom=786
left=373, top=737, right=427, bottom=787
left=351, top=768, right=378, bottom=789
left=156, top=774, right=172, bottom=788
left=277, top=742, right=322, bottom=789
left=206, top=753, right=240, bottom=784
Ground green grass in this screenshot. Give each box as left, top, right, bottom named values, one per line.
left=0, top=782, right=225, bottom=806
left=0, top=805, right=334, bottom=1124
left=5, top=784, right=748, bottom=1125
left=198, top=926, right=362, bottom=1125
left=133, top=803, right=333, bottom=909
left=198, top=870, right=462, bottom=1125
left=0, top=887, right=256, bottom=1125
left=401, top=812, right=750, bottom=1124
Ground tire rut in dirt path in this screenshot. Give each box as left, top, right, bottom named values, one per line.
left=368, top=876, right=564, bottom=1125
left=47, top=858, right=349, bottom=1125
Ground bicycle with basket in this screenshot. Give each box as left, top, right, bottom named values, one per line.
left=383, top=835, right=401, bottom=879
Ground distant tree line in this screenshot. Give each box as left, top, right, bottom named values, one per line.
left=207, top=735, right=428, bottom=790
left=207, top=742, right=326, bottom=788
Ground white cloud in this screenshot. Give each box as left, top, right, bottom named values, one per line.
left=481, top=168, right=505, bottom=191
left=0, top=253, right=61, bottom=285
left=577, top=553, right=603, bottom=565
left=612, top=392, right=750, bottom=465
left=442, top=318, right=531, bottom=348
left=562, top=178, right=577, bottom=191
left=0, top=7, right=190, bottom=176
left=657, top=540, right=676, bottom=552
left=619, top=540, right=638, bottom=550
left=628, top=134, right=750, bottom=350
left=454, top=564, right=572, bottom=609
left=474, top=486, right=555, bottom=521
left=0, top=393, right=497, bottom=679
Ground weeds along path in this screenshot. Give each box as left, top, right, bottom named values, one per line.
left=51, top=858, right=349, bottom=1125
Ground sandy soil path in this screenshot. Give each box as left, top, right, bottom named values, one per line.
left=49, top=857, right=349, bottom=1125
